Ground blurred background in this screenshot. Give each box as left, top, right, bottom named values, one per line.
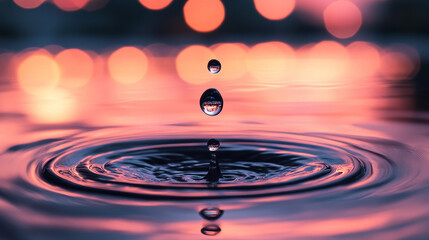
left=0, top=0, right=428, bottom=126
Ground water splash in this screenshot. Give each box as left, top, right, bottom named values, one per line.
left=203, top=153, right=222, bottom=183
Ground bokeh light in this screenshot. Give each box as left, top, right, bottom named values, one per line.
left=17, top=53, right=60, bottom=95
left=53, top=0, right=89, bottom=11
left=347, top=41, right=380, bottom=78
left=323, top=0, right=362, bottom=39
left=254, top=0, right=295, bottom=20
left=247, top=41, right=295, bottom=84
left=212, top=43, right=248, bottom=80
left=26, top=89, right=77, bottom=123
left=176, top=45, right=215, bottom=85
left=138, top=0, right=172, bottom=10
left=13, top=0, right=45, bottom=9
left=55, top=49, right=94, bottom=88
left=298, top=41, right=349, bottom=85
left=183, top=0, right=225, bottom=33
left=380, top=52, right=416, bottom=81
left=108, top=47, right=149, bottom=84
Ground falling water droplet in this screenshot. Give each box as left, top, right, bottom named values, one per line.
left=201, top=224, right=221, bottom=236
left=200, top=88, right=223, bottom=116
left=207, top=139, right=220, bottom=152
left=199, top=208, right=224, bottom=221
left=207, top=59, right=221, bottom=74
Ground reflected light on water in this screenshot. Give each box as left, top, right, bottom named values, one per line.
left=138, top=0, right=173, bottom=10
left=254, top=0, right=295, bottom=21
left=175, top=45, right=215, bottom=85
left=17, top=53, right=60, bottom=95
left=323, top=0, right=362, bottom=39
left=247, top=41, right=295, bottom=84
left=108, top=47, right=149, bottom=84
left=55, top=49, right=94, bottom=88
left=183, top=0, right=225, bottom=33
left=13, top=0, right=45, bottom=9
left=25, top=89, right=77, bottom=123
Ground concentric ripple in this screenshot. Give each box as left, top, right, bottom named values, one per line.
left=17, top=131, right=407, bottom=201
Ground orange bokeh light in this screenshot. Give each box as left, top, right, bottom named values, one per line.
left=55, top=49, right=94, bottom=88
left=53, top=0, right=89, bottom=11
left=17, top=53, right=60, bottom=95
left=380, top=52, right=416, bottom=81
left=347, top=41, right=381, bottom=78
left=323, top=0, right=362, bottom=39
left=247, top=41, right=295, bottom=84
left=13, top=0, right=45, bottom=9
left=175, top=45, right=215, bottom=85
left=298, top=41, right=349, bottom=85
left=254, top=0, right=295, bottom=20
left=212, top=43, right=248, bottom=80
left=183, top=0, right=225, bottom=33
left=138, top=0, right=173, bottom=10
left=108, top=47, right=149, bottom=84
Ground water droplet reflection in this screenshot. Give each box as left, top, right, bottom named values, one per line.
left=201, top=224, right=221, bottom=236
left=199, top=208, right=224, bottom=221
left=200, top=88, right=223, bottom=116
left=207, top=138, right=220, bottom=152
left=207, top=59, right=221, bottom=74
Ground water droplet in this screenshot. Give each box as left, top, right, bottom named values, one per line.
left=207, top=59, right=221, bottom=74
left=200, top=88, right=223, bottom=116
left=201, top=224, right=221, bottom=236
left=207, top=139, right=220, bottom=152
left=199, top=208, right=224, bottom=221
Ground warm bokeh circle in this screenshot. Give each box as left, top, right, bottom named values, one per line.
left=183, top=0, right=225, bottom=33
left=138, top=0, right=173, bottom=10
left=254, top=0, right=295, bottom=20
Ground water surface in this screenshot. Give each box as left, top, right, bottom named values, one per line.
left=1, top=94, right=429, bottom=239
